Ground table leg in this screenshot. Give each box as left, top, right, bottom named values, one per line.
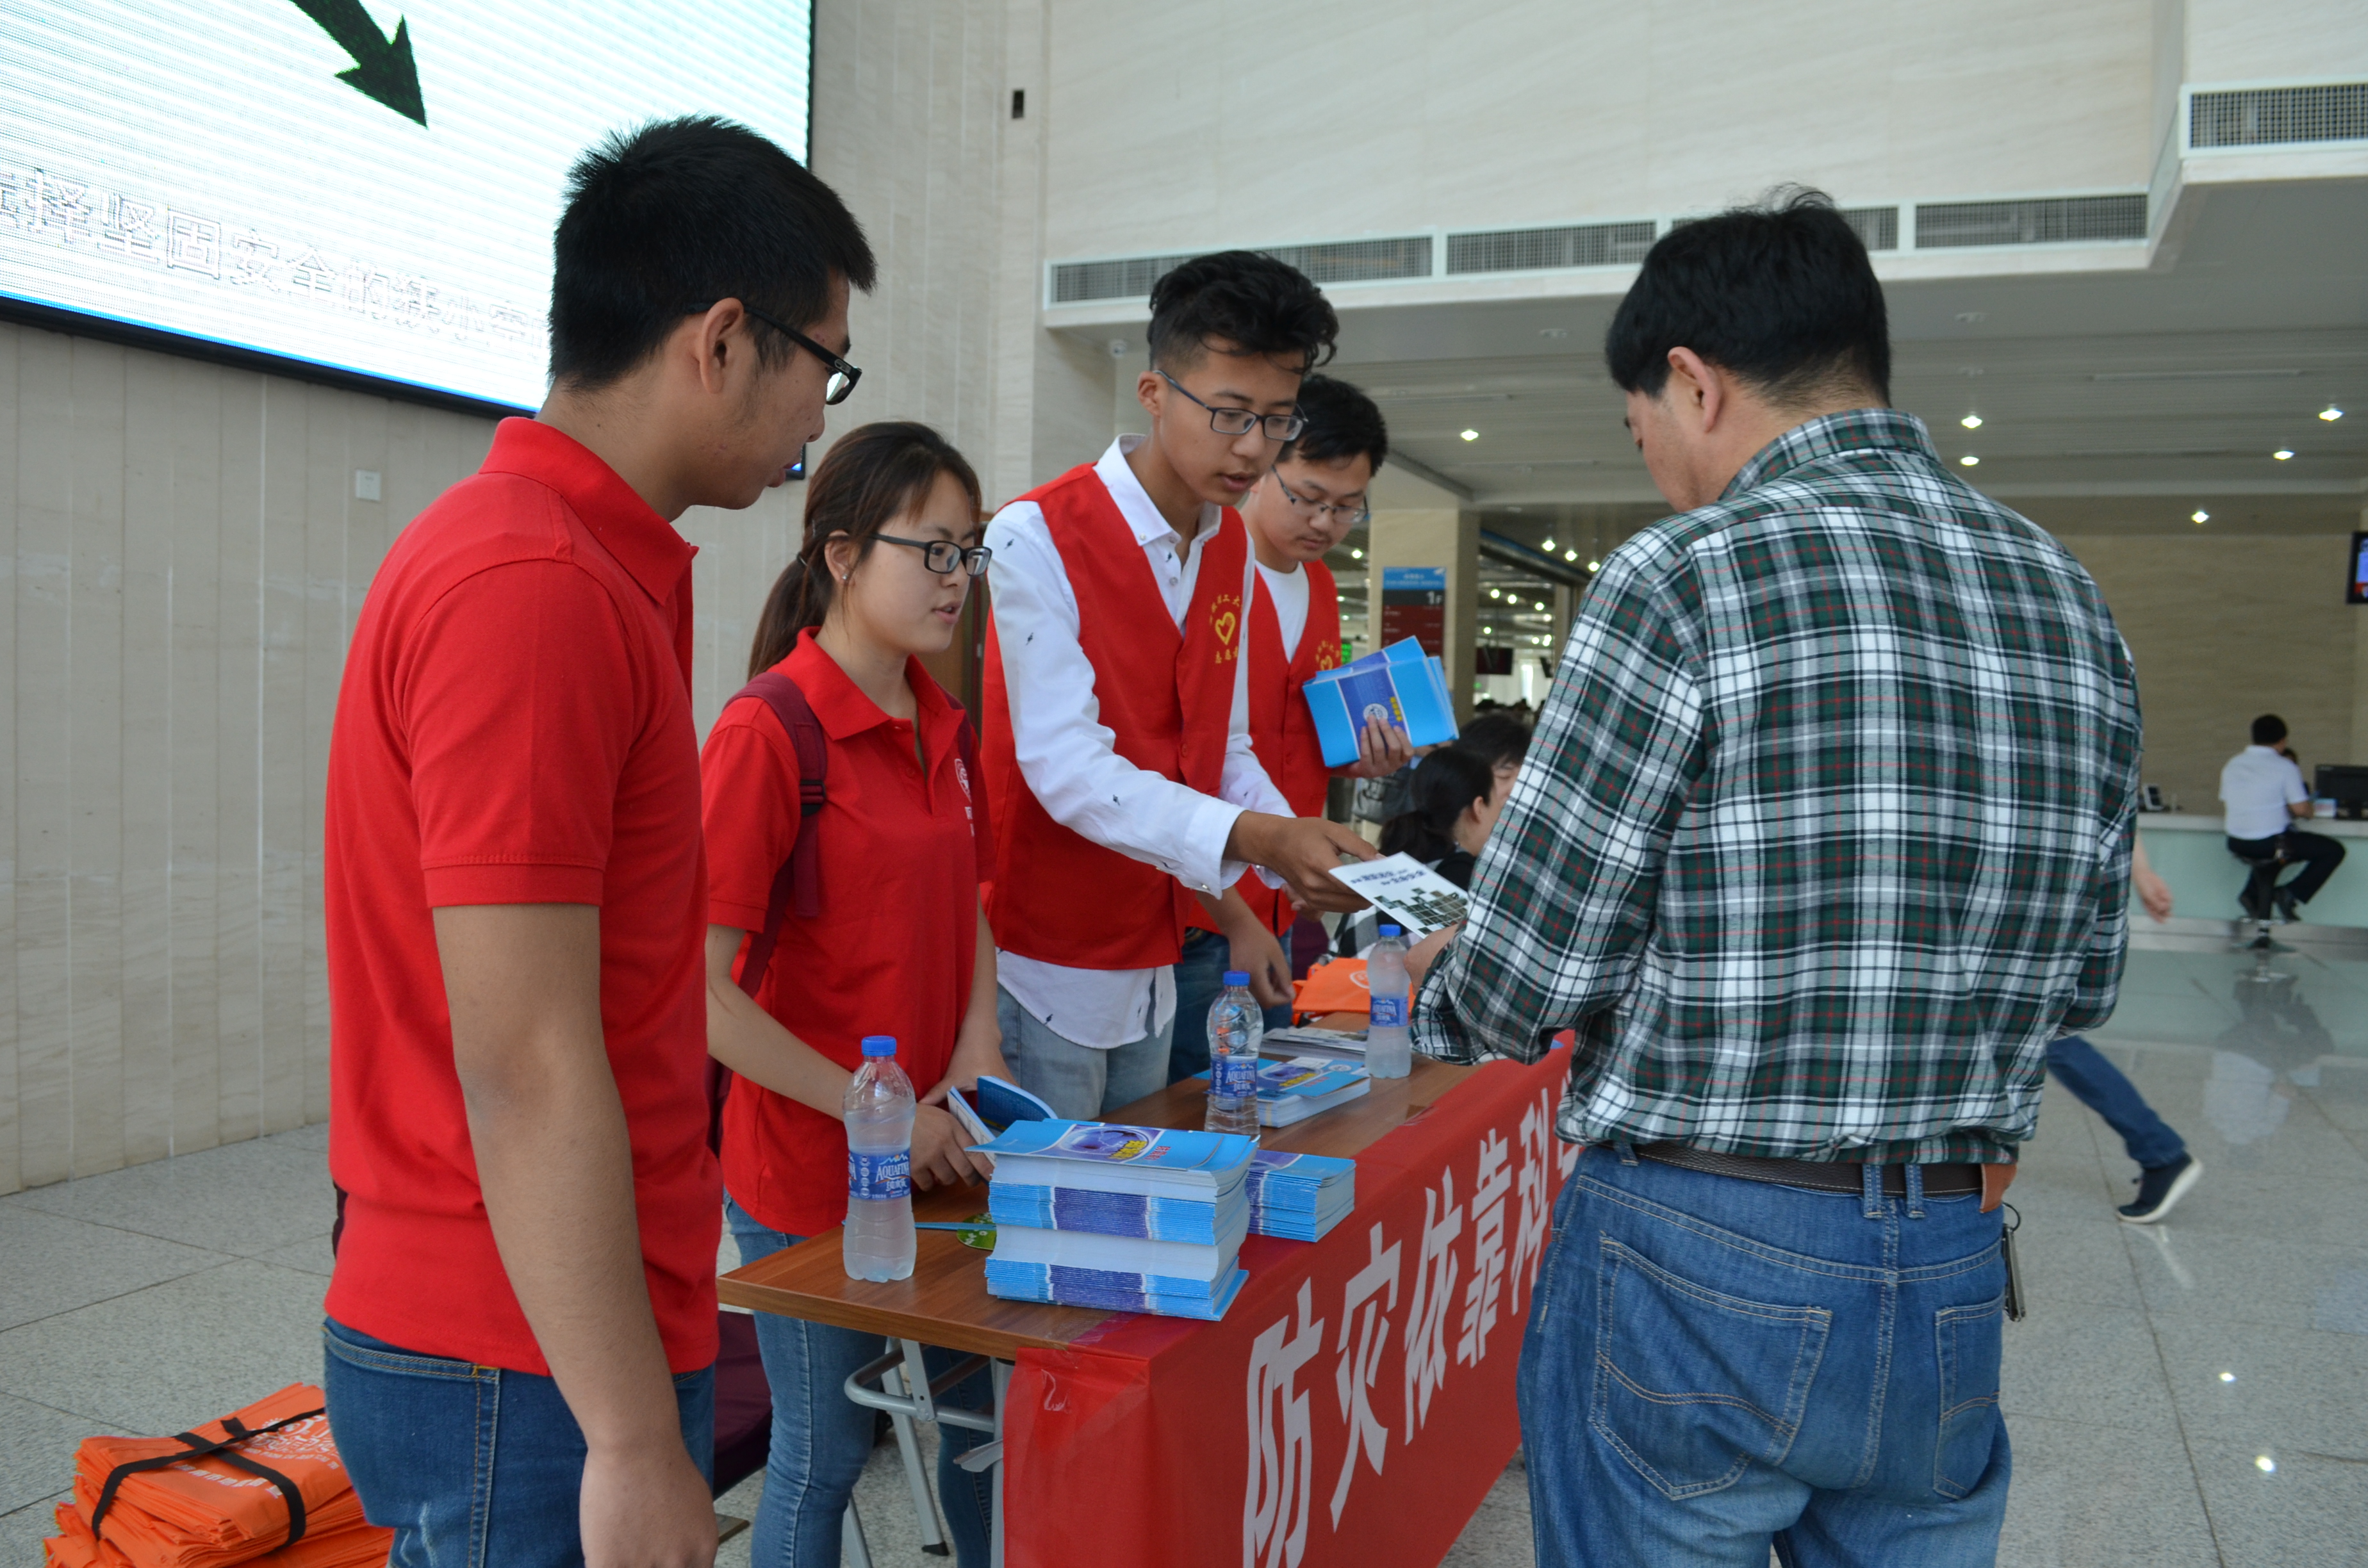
left=990, top=1357, right=1010, bottom=1568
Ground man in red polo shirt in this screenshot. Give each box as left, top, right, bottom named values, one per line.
left=1170, top=373, right=1397, bottom=1080
left=320, top=118, right=874, bottom=1568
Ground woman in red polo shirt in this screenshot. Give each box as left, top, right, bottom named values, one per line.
left=702, top=422, right=1006, bottom=1567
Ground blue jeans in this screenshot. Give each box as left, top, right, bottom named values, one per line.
left=322, top=1318, right=714, bottom=1568
left=725, top=1198, right=992, bottom=1568
left=1520, top=1148, right=2011, bottom=1567
left=996, top=983, right=1174, bottom=1120
left=1167, top=927, right=1295, bottom=1084
left=2046, top=1036, right=2187, bottom=1170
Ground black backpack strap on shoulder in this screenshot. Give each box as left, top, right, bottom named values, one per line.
left=91, top=1407, right=323, bottom=1548
left=730, top=671, right=829, bottom=999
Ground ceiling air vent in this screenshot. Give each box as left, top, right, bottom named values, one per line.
left=1263, top=237, right=1433, bottom=284
left=1912, top=195, right=2146, bottom=248
left=1839, top=206, right=1899, bottom=251
left=2191, top=82, right=2368, bottom=148
left=1050, top=253, right=1199, bottom=305
left=1447, top=221, right=1656, bottom=274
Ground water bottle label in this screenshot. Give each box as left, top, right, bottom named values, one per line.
left=1369, top=996, right=1408, bottom=1028
left=848, top=1148, right=911, bottom=1202
left=1212, top=1055, right=1262, bottom=1100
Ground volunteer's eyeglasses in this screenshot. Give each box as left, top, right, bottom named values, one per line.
left=684, top=300, right=862, bottom=404
left=876, top=534, right=992, bottom=578
left=1157, top=370, right=1306, bottom=442
left=1272, top=471, right=1371, bottom=528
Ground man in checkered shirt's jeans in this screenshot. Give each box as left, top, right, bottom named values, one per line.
left=1410, top=191, right=2140, bottom=1567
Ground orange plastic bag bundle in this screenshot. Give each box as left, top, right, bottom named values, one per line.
left=43, top=1384, right=393, bottom=1568
left=1292, top=956, right=1370, bottom=1020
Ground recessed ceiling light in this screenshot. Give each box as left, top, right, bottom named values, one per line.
left=1955, top=311, right=1987, bottom=323
left=2219, top=1371, right=2237, bottom=1383
left=1961, top=413, right=1983, bottom=430
left=1959, top=455, right=1980, bottom=467
left=1349, top=548, right=1363, bottom=560
left=1563, top=549, right=1579, bottom=562
left=1489, top=588, right=1502, bottom=600
left=1533, top=600, right=1545, bottom=610
left=1586, top=559, right=1600, bottom=572
left=2272, top=448, right=2294, bottom=461
left=1541, top=536, right=1556, bottom=551
left=1459, top=428, right=1480, bottom=441
left=2192, top=509, right=2210, bottom=524
left=2256, top=1455, right=2276, bottom=1474
left=2319, top=405, right=2344, bottom=421
left=1538, top=327, right=1570, bottom=339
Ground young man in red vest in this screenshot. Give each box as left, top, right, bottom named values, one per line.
left=1170, top=373, right=1400, bottom=1081
left=981, top=252, right=1377, bottom=1119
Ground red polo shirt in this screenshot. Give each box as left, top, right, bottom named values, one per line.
left=324, top=418, right=719, bottom=1376
left=703, top=630, right=989, bottom=1238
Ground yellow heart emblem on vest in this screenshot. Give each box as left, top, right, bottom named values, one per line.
left=1214, top=609, right=1238, bottom=644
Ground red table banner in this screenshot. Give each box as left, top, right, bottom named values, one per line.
left=1005, top=1045, right=1575, bottom=1567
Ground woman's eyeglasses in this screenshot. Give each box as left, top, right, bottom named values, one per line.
left=683, top=300, right=862, bottom=404
left=876, top=534, right=991, bottom=578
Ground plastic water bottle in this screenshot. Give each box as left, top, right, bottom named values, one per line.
left=1366, top=926, right=1412, bottom=1079
left=843, top=1035, right=917, bottom=1282
left=1204, top=970, right=1265, bottom=1139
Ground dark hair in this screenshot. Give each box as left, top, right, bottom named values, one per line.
left=2252, top=714, right=2289, bottom=746
left=1604, top=186, right=1890, bottom=407
left=1147, top=251, right=1338, bottom=377
left=551, top=117, right=877, bottom=391
left=748, top=423, right=983, bottom=676
left=1457, top=712, right=1533, bottom=772
left=1379, top=747, right=1497, bottom=865
left=1279, top=373, right=1388, bottom=473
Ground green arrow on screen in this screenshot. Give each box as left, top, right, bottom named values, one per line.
left=286, top=0, right=427, bottom=126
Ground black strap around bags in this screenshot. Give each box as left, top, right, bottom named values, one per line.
left=90, top=1407, right=322, bottom=1549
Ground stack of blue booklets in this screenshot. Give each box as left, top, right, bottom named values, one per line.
left=1245, top=1150, right=1356, bottom=1242
left=1190, top=1057, right=1373, bottom=1127
left=974, top=1120, right=1257, bottom=1320
left=1301, top=637, right=1458, bottom=767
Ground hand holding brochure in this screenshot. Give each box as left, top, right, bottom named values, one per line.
left=1302, top=638, right=1458, bottom=766
left=1326, top=852, right=1470, bottom=938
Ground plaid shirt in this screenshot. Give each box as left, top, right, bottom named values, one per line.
left=1413, top=409, right=2141, bottom=1165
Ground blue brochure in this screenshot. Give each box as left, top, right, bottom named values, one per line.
left=1302, top=638, right=1458, bottom=765
left=989, top=1181, right=1246, bottom=1245
left=974, top=1120, right=1256, bottom=1196
left=984, top=1260, right=1251, bottom=1321
left=1245, top=1150, right=1356, bottom=1210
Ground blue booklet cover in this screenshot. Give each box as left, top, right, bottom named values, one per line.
left=987, top=1204, right=1247, bottom=1283
left=1302, top=638, right=1458, bottom=765
left=973, top=1120, right=1256, bottom=1197
left=989, top=1181, right=1246, bottom=1245
left=1245, top=1150, right=1355, bottom=1212
left=985, top=1260, right=1251, bottom=1321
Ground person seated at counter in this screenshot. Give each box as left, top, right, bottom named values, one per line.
left=2221, top=713, right=2346, bottom=922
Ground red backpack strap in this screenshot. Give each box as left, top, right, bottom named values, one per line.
left=730, top=671, right=828, bottom=1000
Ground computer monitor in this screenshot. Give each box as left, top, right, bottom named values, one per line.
left=2317, top=764, right=2368, bottom=819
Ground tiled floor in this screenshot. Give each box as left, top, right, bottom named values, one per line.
left=3, top=938, right=2363, bottom=1566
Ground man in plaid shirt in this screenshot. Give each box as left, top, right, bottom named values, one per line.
left=1410, top=192, right=2139, bottom=1565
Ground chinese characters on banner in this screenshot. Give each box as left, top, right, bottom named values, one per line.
left=1005, top=1046, right=1577, bottom=1568
left=0, top=162, right=535, bottom=350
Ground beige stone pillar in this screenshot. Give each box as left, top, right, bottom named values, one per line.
left=1366, top=464, right=1480, bottom=724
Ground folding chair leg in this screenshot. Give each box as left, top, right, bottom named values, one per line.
left=889, top=1357, right=951, bottom=1555
left=843, top=1500, right=873, bottom=1568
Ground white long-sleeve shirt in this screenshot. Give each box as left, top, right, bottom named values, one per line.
left=985, top=436, right=1292, bottom=1048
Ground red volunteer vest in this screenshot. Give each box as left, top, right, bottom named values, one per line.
left=1185, top=559, right=1343, bottom=936
left=983, top=463, right=1249, bottom=970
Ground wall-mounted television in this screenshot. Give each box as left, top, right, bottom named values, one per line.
left=0, top=2, right=813, bottom=414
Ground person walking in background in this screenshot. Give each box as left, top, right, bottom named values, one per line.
left=701, top=424, right=1005, bottom=1566
left=2222, top=713, right=2346, bottom=921
left=1169, top=373, right=1408, bottom=1082
left=2049, top=835, right=2201, bottom=1223
left=1409, top=190, right=2141, bottom=1566
left=320, top=118, right=874, bottom=1568
left=980, top=252, right=1376, bottom=1119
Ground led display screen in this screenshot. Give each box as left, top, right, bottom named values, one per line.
left=0, top=1, right=812, bottom=410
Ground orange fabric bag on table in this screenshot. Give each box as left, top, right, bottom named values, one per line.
left=1291, top=956, right=1370, bottom=1022
left=46, top=1384, right=391, bottom=1568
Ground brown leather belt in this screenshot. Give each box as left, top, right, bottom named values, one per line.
left=1632, top=1141, right=1985, bottom=1196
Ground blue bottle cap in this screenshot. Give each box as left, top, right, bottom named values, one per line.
left=1378, top=924, right=1402, bottom=938
left=1223, top=970, right=1250, bottom=986
left=860, top=1035, right=896, bottom=1057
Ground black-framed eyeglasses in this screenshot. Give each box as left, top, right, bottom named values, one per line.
left=685, top=300, right=862, bottom=404
left=1157, top=370, right=1305, bottom=442
left=876, top=534, right=991, bottom=578
left=1271, top=471, right=1370, bottom=528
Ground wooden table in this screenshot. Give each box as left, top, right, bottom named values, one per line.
left=716, top=1057, right=1477, bottom=1355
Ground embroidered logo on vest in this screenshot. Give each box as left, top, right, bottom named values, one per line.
left=1210, top=592, right=1243, bottom=662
